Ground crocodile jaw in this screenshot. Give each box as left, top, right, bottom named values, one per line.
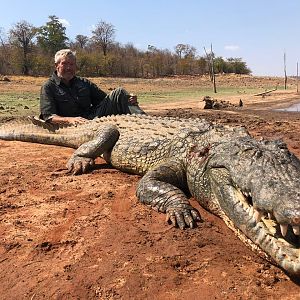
left=218, top=183, right=300, bottom=276
left=187, top=162, right=300, bottom=276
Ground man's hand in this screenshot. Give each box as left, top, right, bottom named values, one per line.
left=50, top=115, right=87, bottom=126
left=65, top=117, right=87, bottom=125
left=128, top=94, right=139, bottom=106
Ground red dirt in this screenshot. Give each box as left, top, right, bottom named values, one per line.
left=1, top=98, right=300, bottom=299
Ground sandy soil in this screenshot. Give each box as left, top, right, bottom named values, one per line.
left=0, top=77, right=300, bottom=299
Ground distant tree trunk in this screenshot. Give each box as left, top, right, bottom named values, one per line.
left=22, top=42, right=29, bottom=75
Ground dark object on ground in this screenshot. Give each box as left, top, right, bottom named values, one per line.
left=203, top=96, right=242, bottom=109
left=254, top=87, right=277, bottom=97
left=0, top=76, right=11, bottom=82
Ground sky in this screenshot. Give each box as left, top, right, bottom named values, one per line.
left=1, top=0, right=300, bottom=76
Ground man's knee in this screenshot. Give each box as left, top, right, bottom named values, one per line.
left=109, top=87, right=129, bottom=100
left=109, top=87, right=146, bottom=115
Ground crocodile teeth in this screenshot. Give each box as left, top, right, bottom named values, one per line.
left=292, top=226, right=300, bottom=235
left=280, top=224, right=288, bottom=237
left=249, top=207, right=254, bottom=216
left=254, top=210, right=263, bottom=223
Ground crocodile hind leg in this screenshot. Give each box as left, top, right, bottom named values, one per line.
left=67, top=124, right=120, bottom=175
left=136, top=159, right=201, bottom=229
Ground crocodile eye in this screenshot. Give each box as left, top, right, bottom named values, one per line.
left=254, top=150, right=262, bottom=158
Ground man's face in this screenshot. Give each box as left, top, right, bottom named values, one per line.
left=56, top=56, right=76, bottom=82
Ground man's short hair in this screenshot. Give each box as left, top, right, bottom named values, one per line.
left=54, top=49, right=76, bottom=64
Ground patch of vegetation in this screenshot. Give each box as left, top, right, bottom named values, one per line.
left=0, top=92, right=39, bottom=117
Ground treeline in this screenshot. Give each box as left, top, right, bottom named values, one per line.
left=0, top=16, right=251, bottom=78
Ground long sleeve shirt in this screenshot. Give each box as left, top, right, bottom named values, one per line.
left=40, top=72, right=107, bottom=120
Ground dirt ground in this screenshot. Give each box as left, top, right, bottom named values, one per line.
left=0, top=76, right=300, bottom=299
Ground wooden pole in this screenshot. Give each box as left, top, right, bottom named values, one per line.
left=210, top=44, right=217, bottom=93
left=297, top=62, right=299, bottom=93
left=204, top=44, right=217, bottom=93
left=204, top=46, right=213, bottom=82
left=284, top=52, right=287, bottom=90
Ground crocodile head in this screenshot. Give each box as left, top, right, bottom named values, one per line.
left=187, top=135, right=300, bottom=276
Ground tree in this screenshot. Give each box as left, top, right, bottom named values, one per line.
left=9, top=21, right=36, bottom=75
left=0, top=27, right=13, bottom=74
left=226, top=57, right=251, bottom=74
left=175, top=44, right=186, bottom=59
left=74, top=34, right=89, bottom=49
left=91, top=20, right=115, bottom=56
left=175, top=44, right=196, bottom=59
left=183, top=44, right=196, bottom=59
left=214, top=57, right=226, bottom=74
left=36, top=15, right=69, bottom=55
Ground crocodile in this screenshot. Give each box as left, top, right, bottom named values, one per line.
left=0, top=114, right=300, bottom=276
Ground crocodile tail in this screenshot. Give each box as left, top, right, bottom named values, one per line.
left=0, top=118, right=78, bottom=148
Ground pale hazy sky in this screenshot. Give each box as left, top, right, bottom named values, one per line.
left=1, top=0, right=300, bottom=76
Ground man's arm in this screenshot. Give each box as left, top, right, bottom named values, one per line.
left=40, top=82, right=57, bottom=120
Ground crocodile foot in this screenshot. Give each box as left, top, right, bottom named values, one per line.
left=66, top=156, right=95, bottom=175
left=166, top=205, right=202, bottom=229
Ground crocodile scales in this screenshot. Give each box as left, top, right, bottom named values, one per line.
left=0, top=114, right=300, bottom=276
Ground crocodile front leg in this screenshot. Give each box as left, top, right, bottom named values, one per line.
left=67, top=124, right=120, bottom=175
left=136, top=159, right=201, bottom=229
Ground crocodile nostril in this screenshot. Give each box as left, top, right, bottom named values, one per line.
left=292, top=217, right=300, bottom=224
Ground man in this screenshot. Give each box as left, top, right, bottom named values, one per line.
left=40, top=49, right=145, bottom=126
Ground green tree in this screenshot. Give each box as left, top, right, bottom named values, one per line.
left=214, top=57, right=226, bottom=74
left=9, top=21, right=37, bottom=75
left=36, top=15, right=69, bottom=55
left=226, top=57, right=251, bottom=74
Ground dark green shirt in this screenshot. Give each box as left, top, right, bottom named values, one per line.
left=40, top=72, right=107, bottom=120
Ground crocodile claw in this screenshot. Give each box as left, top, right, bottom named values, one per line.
left=66, top=156, right=95, bottom=175
left=166, top=207, right=201, bottom=229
